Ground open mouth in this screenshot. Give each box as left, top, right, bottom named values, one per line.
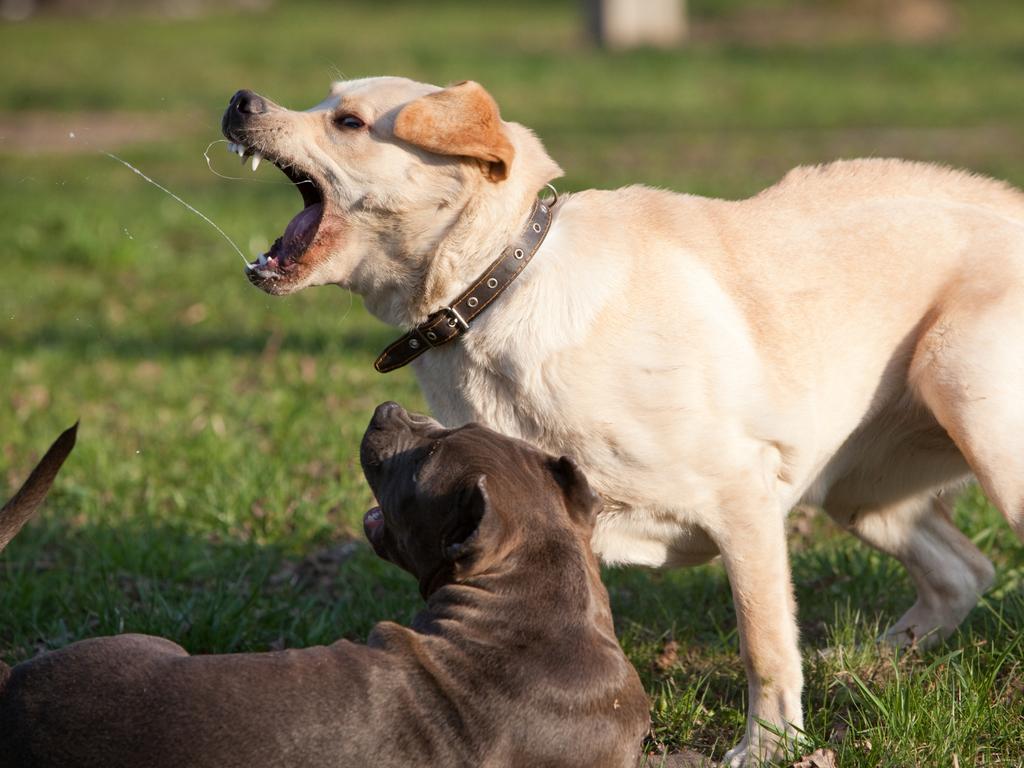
left=223, top=140, right=325, bottom=282
left=363, top=505, right=386, bottom=546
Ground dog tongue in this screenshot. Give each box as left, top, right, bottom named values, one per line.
left=283, top=203, right=322, bottom=253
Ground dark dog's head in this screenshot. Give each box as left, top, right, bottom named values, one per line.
left=359, top=401, right=600, bottom=598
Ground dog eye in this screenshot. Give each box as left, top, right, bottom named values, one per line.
left=334, top=114, right=365, bottom=130
left=411, top=442, right=442, bottom=486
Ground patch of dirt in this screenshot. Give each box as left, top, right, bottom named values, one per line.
left=787, top=504, right=840, bottom=551
left=0, top=111, right=202, bottom=155
left=269, top=540, right=363, bottom=592
left=2, top=0, right=270, bottom=22
left=692, top=0, right=957, bottom=46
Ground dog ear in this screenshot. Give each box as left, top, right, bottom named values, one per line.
left=393, top=81, right=515, bottom=182
left=549, top=455, right=602, bottom=528
left=443, top=475, right=491, bottom=563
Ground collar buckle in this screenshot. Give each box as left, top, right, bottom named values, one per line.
left=374, top=187, right=556, bottom=374
left=441, top=305, right=470, bottom=332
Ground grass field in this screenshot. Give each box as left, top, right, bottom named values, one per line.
left=1, top=1, right=1023, bottom=764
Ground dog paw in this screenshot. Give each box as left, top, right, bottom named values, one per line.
left=723, top=726, right=808, bottom=766
left=722, top=741, right=754, bottom=767
left=722, top=744, right=785, bottom=767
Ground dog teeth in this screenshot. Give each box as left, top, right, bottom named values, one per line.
left=226, top=142, right=265, bottom=168
left=246, top=253, right=270, bottom=272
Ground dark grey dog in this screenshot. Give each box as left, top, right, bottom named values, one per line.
left=0, top=406, right=649, bottom=768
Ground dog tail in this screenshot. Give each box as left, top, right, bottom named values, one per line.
left=0, top=423, right=78, bottom=554
left=0, top=423, right=76, bottom=690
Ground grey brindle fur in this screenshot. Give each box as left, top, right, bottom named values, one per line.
left=0, top=408, right=648, bottom=768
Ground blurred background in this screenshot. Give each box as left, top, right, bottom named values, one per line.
left=3, top=2, right=1024, bottom=760
left=7, top=0, right=1024, bottom=500
left=5, top=0, right=1024, bottom=429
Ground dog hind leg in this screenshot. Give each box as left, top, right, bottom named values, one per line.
left=912, top=289, right=1024, bottom=543
left=824, top=492, right=995, bottom=648
left=822, top=277, right=1024, bottom=650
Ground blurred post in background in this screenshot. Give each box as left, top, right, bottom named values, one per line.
left=585, top=0, right=687, bottom=49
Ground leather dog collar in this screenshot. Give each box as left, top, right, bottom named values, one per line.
left=374, top=189, right=556, bottom=373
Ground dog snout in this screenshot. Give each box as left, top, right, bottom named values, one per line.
left=230, top=89, right=268, bottom=115
left=371, top=401, right=406, bottom=430
left=361, top=402, right=407, bottom=469
left=361, top=403, right=447, bottom=476
left=222, top=89, right=270, bottom=137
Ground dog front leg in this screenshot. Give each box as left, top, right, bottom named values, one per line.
left=715, top=507, right=804, bottom=766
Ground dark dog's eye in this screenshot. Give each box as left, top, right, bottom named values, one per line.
left=334, top=114, right=365, bottom=130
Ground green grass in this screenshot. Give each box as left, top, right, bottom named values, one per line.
left=1, top=1, right=1023, bottom=763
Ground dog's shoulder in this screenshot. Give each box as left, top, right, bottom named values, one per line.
left=366, top=619, right=424, bottom=653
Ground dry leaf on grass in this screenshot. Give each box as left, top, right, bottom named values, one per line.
left=655, top=638, right=680, bottom=673
left=640, top=748, right=715, bottom=767
left=791, top=748, right=838, bottom=768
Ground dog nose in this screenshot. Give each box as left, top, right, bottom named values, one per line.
left=230, top=89, right=267, bottom=115
left=371, top=401, right=406, bottom=429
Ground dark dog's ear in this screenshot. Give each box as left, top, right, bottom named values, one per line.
left=443, top=475, right=491, bottom=564
left=443, top=474, right=514, bottom=581
left=393, top=81, right=514, bottom=182
left=549, top=455, right=601, bottom=528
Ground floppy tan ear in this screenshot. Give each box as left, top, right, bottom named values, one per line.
left=394, top=81, right=515, bottom=182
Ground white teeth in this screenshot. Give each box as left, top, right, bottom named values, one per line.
left=246, top=254, right=269, bottom=271
left=226, top=142, right=265, bottom=167
left=248, top=253, right=279, bottom=279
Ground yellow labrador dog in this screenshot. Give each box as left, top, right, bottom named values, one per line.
left=222, top=77, right=1023, bottom=765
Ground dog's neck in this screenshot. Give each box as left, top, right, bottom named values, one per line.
left=415, top=524, right=614, bottom=642
left=359, top=123, right=563, bottom=329
left=422, top=196, right=533, bottom=316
